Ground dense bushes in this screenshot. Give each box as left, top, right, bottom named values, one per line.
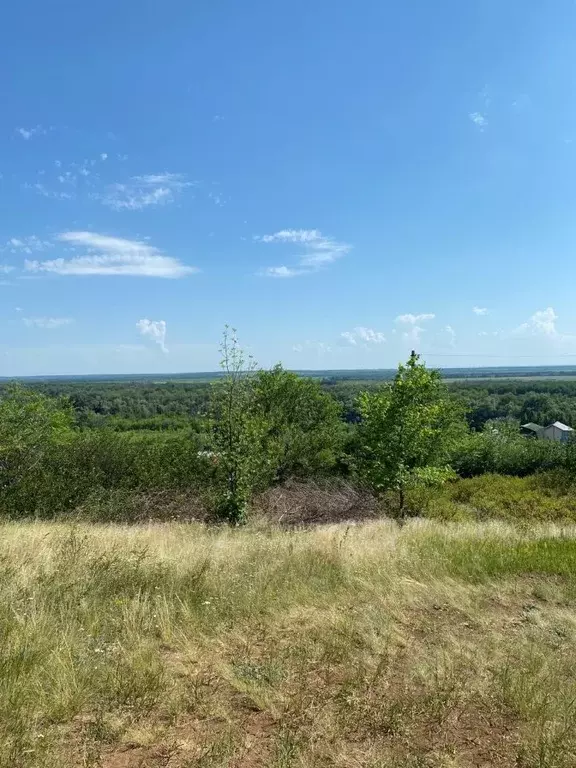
left=406, top=471, right=576, bottom=523
left=450, top=428, right=566, bottom=477
left=0, top=409, right=213, bottom=518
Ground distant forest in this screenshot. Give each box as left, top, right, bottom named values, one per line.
left=5, top=374, right=576, bottom=433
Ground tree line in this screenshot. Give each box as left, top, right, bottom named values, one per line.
left=1, top=330, right=576, bottom=523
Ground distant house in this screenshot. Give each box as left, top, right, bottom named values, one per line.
left=521, top=422, right=543, bottom=438
left=541, top=421, right=574, bottom=443
left=522, top=421, right=574, bottom=442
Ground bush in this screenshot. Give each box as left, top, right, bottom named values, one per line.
left=0, top=429, right=212, bottom=519
left=449, top=430, right=565, bottom=477
left=406, top=471, right=576, bottom=523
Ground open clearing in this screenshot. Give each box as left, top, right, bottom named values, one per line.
left=4, top=520, right=576, bottom=767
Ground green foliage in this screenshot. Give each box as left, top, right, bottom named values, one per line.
left=405, top=471, right=576, bottom=523
left=450, top=425, right=566, bottom=477
left=0, top=385, right=74, bottom=513
left=449, top=379, right=576, bottom=431
left=357, top=352, right=464, bottom=513
left=7, top=344, right=576, bottom=524
left=251, top=364, right=344, bottom=482
left=209, top=328, right=265, bottom=524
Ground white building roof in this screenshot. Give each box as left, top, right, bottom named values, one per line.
left=550, top=421, right=574, bottom=431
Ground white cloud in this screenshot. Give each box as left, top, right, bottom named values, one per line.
left=25, top=232, right=197, bottom=279
left=513, top=307, right=558, bottom=338
left=100, top=153, right=108, bottom=161
left=258, top=229, right=323, bottom=245
left=469, top=112, right=487, bottom=131
left=137, top=319, right=168, bottom=353
left=261, top=266, right=305, bottom=278
left=444, top=325, right=456, bottom=347
left=16, top=125, right=47, bottom=140
left=473, top=306, right=488, bottom=316
left=340, top=326, right=386, bottom=346
left=395, top=313, right=435, bottom=344
left=23, top=317, right=73, bottom=329
left=0, top=265, right=14, bottom=274
left=5, top=236, right=52, bottom=254
left=256, top=229, right=350, bottom=276
left=101, top=173, right=193, bottom=211
left=395, top=313, right=435, bottom=325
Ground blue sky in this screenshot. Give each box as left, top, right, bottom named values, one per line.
left=3, top=0, right=576, bottom=375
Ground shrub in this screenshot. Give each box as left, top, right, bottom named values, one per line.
left=449, top=430, right=565, bottom=477
left=406, top=471, right=576, bottom=523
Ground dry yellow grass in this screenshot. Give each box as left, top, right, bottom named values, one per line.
left=2, top=519, right=576, bottom=767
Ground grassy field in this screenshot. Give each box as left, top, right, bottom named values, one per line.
left=4, top=520, right=576, bottom=767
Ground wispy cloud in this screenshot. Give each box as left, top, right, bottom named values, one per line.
left=473, top=306, right=488, bottom=316
left=260, top=266, right=306, bottom=278
left=24, top=182, right=73, bottom=200
left=256, top=229, right=350, bottom=277
left=340, top=326, right=386, bottom=346
left=292, top=340, right=332, bottom=354
left=25, top=232, right=197, bottom=279
left=469, top=112, right=487, bottom=131
left=0, top=265, right=15, bottom=274
left=395, top=313, right=435, bottom=344
left=4, top=236, right=52, bottom=254
left=396, top=313, right=435, bottom=325
left=101, top=173, right=193, bottom=211
left=137, top=319, right=168, bottom=353
left=16, top=125, right=47, bottom=140
left=444, top=324, right=456, bottom=347
left=23, top=317, right=73, bottom=329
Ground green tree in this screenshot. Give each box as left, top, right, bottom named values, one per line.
left=209, top=328, right=264, bottom=524
left=251, top=365, right=343, bottom=482
left=0, top=384, right=74, bottom=515
left=357, top=352, right=464, bottom=515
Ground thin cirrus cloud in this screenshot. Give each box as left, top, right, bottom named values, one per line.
left=137, top=319, right=168, bottom=353
left=23, top=317, right=74, bottom=329
left=100, top=173, right=193, bottom=211
left=340, top=327, right=386, bottom=346
left=23, top=182, right=73, bottom=200
left=255, top=229, right=350, bottom=277
left=24, top=232, right=197, bottom=279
